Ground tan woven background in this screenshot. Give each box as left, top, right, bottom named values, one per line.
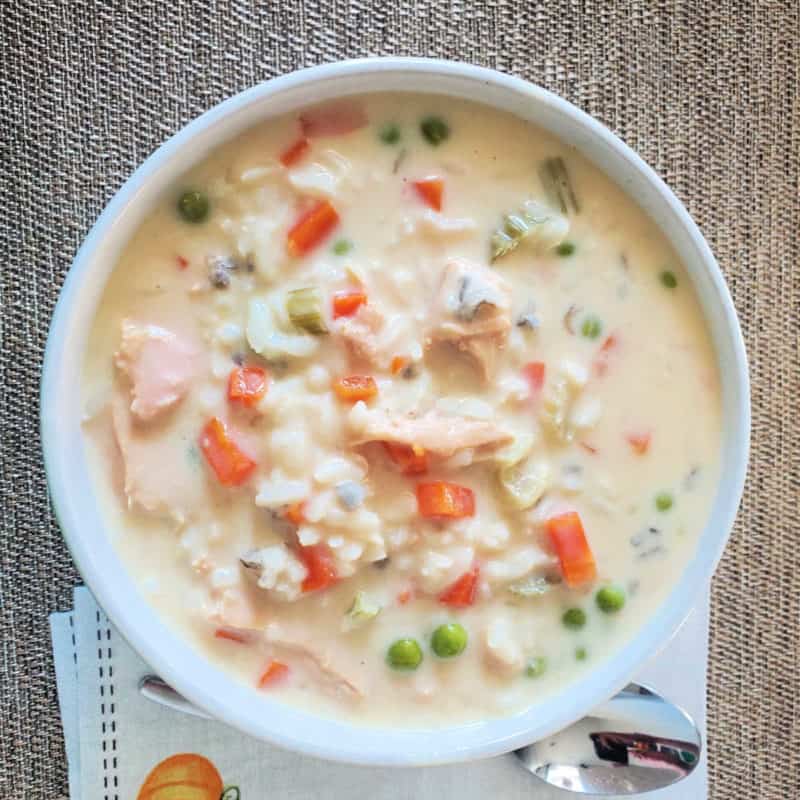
left=2, top=1, right=798, bottom=797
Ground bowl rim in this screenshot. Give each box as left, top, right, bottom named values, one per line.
left=40, top=56, right=750, bottom=766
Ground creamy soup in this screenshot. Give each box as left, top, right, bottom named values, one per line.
left=82, top=94, right=721, bottom=727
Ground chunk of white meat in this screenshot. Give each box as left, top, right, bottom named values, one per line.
left=240, top=544, right=308, bottom=602
left=334, top=303, right=415, bottom=370
left=263, top=623, right=364, bottom=698
left=110, top=389, right=202, bottom=520
left=205, top=587, right=259, bottom=629
left=348, top=404, right=512, bottom=460
left=483, top=617, right=524, bottom=675
left=426, top=260, right=512, bottom=380
left=207, top=620, right=364, bottom=699
left=434, top=396, right=494, bottom=420
left=114, top=320, right=198, bottom=422
left=335, top=304, right=384, bottom=365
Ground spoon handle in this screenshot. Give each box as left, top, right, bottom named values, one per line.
left=139, top=674, right=213, bottom=720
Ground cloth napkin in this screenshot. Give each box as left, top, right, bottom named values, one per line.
left=50, top=586, right=708, bottom=799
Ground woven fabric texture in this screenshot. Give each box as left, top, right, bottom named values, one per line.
left=2, top=2, right=798, bottom=797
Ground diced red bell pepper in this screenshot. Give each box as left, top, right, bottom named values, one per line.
left=214, top=627, right=250, bottom=644
left=333, top=375, right=378, bottom=402
left=384, top=442, right=428, bottom=475
left=199, top=418, right=256, bottom=487
left=416, top=482, right=475, bottom=519
left=287, top=199, right=340, bottom=258
left=332, top=290, right=367, bottom=319
left=176, top=255, right=189, bottom=270
left=299, top=544, right=338, bottom=593
left=522, top=361, right=546, bottom=394
left=412, top=177, right=444, bottom=211
left=439, top=566, right=480, bottom=608
left=257, top=660, right=289, bottom=688
left=227, top=366, right=268, bottom=408
left=279, top=136, right=310, bottom=167
left=546, top=511, right=597, bottom=587
left=626, top=431, right=652, bottom=455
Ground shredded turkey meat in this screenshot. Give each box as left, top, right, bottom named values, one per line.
left=349, top=406, right=512, bottom=459
left=426, top=260, right=512, bottom=380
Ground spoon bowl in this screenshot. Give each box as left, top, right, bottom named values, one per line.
left=513, top=683, right=701, bottom=795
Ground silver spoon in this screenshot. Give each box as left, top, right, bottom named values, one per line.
left=140, top=676, right=700, bottom=795
left=513, top=683, right=702, bottom=795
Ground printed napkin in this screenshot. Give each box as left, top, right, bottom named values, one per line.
left=50, top=586, right=708, bottom=799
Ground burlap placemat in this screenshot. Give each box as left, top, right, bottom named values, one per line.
left=2, top=2, right=797, bottom=797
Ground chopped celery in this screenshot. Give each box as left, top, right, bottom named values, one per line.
left=287, top=287, right=328, bottom=335
left=246, top=297, right=319, bottom=359
left=494, top=432, right=536, bottom=468
left=508, top=575, right=551, bottom=598
left=490, top=199, right=569, bottom=263
left=539, top=157, right=580, bottom=214
left=498, top=458, right=551, bottom=509
left=343, top=591, right=381, bottom=630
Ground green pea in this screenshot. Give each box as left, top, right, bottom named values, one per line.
left=387, top=638, right=423, bottom=670
left=596, top=585, right=626, bottom=613
left=575, top=646, right=588, bottom=661
left=581, top=315, right=603, bottom=339
left=555, top=241, right=576, bottom=257
left=177, top=189, right=210, bottom=223
left=420, top=116, right=450, bottom=146
left=655, top=491, right=674, bottom=512
left=332, top=238, right=352, bottom=256
left=562, top=608, right=587, bottom=630
left=431, top=623, right=468, bottom=658
left=660, top=270, right=678, bottom=288
left=379, top=123, right=401, bottom=145
left=525, top=656, right=547, bottom=678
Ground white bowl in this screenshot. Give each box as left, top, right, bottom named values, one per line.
left=41, top=57, right=750, bottom=766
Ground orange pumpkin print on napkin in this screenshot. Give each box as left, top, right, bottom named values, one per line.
left=137, top=752, right=240, bottom=799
